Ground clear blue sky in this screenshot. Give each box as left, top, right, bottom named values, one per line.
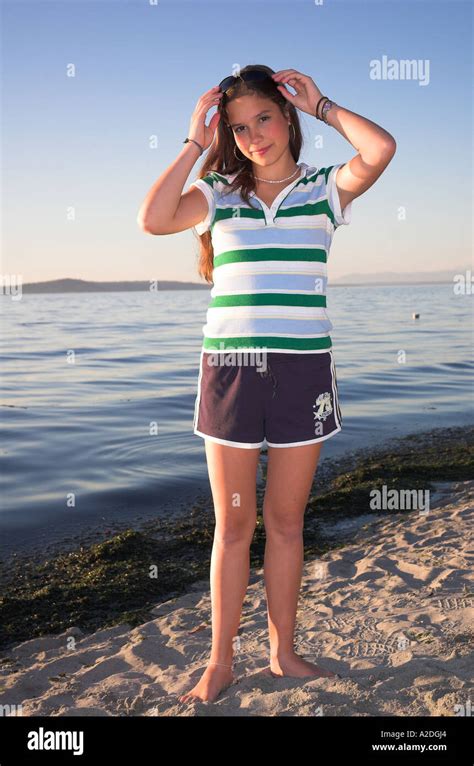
left=2, top=0, right=472, bottom=284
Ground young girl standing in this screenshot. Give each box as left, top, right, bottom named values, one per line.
left=138, top=64, right=396, bottom=703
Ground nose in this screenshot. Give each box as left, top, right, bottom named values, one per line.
left=247, top=127, right=264, bottom=144
left=248, top=135, right=265, bottom=150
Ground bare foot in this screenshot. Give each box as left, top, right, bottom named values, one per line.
left=178, top=663, right=235, bottom=704
left=269, top=652, right=339, bottom=679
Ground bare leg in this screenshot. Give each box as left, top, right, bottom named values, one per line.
left=262, top=442, right=337, bottom=679
left=179, top=439, right=260, bottom=703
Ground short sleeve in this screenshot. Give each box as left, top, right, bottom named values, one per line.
left=189, top=175, right=216, bottom=235
left=327, top=163, right=352, bottom=227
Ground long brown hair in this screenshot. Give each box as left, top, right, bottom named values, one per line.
left=193, top=64, right=304, bottom=284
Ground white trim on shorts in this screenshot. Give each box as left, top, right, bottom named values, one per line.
left=192, top=348, right=205, bottom=434
left=193, top=429, right=265, bottom=449
left=265, top=427, right=341, bottom=448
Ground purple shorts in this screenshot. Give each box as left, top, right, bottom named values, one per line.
left=193, top=349, right=343, bottom=449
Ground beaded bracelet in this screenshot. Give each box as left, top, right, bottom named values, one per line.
left=315, top=96, right=335, bottom=124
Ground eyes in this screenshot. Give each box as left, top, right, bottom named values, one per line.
left=234, top=115, right=271, bottom=134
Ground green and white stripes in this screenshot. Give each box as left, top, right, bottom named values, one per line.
left=191, top=162, right=352, bottom=354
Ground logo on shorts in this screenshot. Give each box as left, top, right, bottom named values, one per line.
left=312, top=392, right=333, bottom=422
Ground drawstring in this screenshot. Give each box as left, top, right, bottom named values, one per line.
left=258, top=360, right=278, bottom=398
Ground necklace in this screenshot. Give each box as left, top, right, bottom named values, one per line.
left=253, top=165, right=301, bottom=184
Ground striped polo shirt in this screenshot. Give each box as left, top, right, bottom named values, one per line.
left=190, top=161, right=352, bottom=354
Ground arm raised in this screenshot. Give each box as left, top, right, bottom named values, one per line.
left=137, top=85, right=222, bottom=235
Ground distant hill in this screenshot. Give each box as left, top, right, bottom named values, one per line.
left=9, top=269, right=471, bottom=294
left=16, top=279, right=210, bottom=294
left=331, top=268, right=470, bottom=286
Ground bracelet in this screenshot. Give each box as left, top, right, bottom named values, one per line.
left=321, top=99, right=336, bottom=124
left=183, top=137, right=204, bottom=155
left=315, top=96, right=336, bottom=124
left=315, top=96, right=327, bottom=120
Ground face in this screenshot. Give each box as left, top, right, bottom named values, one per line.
left=225, top=94, right=291, bottom=167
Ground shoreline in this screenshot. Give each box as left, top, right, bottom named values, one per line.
left=0, top=425, right=472, bottom=656
left=1, top=424, right=471, bottom=568
left=0, top=477, right=471, bottom=715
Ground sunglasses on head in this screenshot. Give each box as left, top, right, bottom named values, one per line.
left=218, top=69, right=273, bottom=94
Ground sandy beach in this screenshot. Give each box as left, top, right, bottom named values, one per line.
left=1, top=476, right=472, bottom=717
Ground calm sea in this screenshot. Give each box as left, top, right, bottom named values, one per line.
left=1, top=284, right=472, bottom=557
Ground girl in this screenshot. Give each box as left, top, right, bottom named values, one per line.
left=137, top=64, right=396, bottom=703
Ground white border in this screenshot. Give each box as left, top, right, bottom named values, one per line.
left=190, top=178, right=216, bottom=235
left=328, top=164, right=352, bottom=226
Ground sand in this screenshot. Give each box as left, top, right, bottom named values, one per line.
left=0, top=479, right=472, bottom=717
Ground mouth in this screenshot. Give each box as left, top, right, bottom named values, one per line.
left=252, top=145, right=272, bottom=155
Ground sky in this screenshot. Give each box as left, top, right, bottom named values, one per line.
left=1, top=0, right=472, bottom=284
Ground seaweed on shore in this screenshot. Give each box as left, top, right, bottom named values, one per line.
left=0, top=425, right=472, bottom=653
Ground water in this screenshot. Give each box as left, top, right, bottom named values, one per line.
left=0, top=284, right=472, bottom=556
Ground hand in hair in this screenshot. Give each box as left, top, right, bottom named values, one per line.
left=188, top=86, right=223, bottom=151
left=271, top=70, right=324, bottom=117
